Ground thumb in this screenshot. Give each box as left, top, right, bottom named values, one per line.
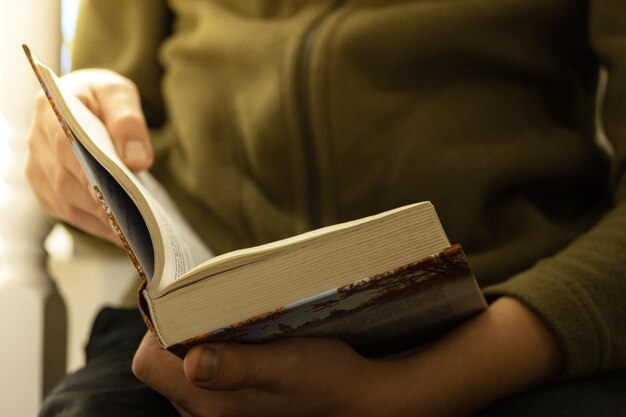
left=91, top=79, right=154, bottom=171
left=119, top=134, right=153, bottom=171
left=105, top=110, right=153, bottom=171
left=183, top=343, right=281, bottom=390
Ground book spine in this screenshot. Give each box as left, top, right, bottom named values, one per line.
left=22, top=45, right=75, bottom=144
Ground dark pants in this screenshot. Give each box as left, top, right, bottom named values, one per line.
left=41, top=308, right=626, bottom=417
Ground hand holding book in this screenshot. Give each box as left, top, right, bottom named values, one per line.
left=133, top=297, right=561, bottom=417
left=24, top=45, right=485, bottom=359
left=25, top=67, right=153, bottom=244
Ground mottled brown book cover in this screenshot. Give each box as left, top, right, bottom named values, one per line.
left=166, top=244, right=486, bottom=358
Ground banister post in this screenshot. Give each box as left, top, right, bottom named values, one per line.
left=0, top=0, right=64, bottom=414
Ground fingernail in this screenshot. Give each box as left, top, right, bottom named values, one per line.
left=123, top=140, right=148, bottom=166
left=196, top=348, right=219, bottom=381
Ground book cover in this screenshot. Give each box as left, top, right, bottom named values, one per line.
left=167, top=244, right=485, bottom=357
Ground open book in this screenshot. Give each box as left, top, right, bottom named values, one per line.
left=24, top=45, right=487, bottom=357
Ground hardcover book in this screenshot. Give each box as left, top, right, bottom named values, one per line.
left=24, top=45, right=487, bottom=357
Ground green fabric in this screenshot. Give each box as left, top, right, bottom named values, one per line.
left=72, top=0, right=626, bottom=378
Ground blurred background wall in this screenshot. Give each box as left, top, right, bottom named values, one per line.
left=0, top=1, right=63, bottom=414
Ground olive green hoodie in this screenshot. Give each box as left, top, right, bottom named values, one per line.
left=72, top=0, right=626, bottom=378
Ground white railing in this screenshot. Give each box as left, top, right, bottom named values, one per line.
left=0, top=1, right=62, bottom=415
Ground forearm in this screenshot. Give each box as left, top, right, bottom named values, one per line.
left=134, top=296, right=562, bottom=417
left=368, top=297, right=562, bottom=417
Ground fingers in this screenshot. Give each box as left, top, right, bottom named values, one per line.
left=133, top=333, right=199, bottom=405
left=37, top=98, right=91, bottom=190
left=133, top=333, right=261, bottom=417
left=88, top=74, right=153, bottom=171
left=27, top=94, right=116, bottom=242
left=134, top=334, right=285, bottom=394
left=26, top=68, right=152, bottom=245
left=183, top=341, right=299, bottom=391
left=134, top=337, right=215, bottom=415
left=26, top=152, right=117, bottom=243
left=57, top=69, right=153, bottom=171
left=134, top=334, right=377, bottom=417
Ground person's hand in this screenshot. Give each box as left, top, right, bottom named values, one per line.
left=133, top=333, right=393, bottom=417
left=26, top=69, right=154, bottom=244
left=133, top=297, right=562, bottom=417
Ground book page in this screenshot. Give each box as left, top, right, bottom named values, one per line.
left=58, top=86, right=214, bottom=286
left=71, top=130, right=213, bottom=284
left=69, top=133, right=154, bottom=279
left=136, top=171, right=214, bottom=289
left=24, top=46, right=213, bottom=288
left=165, top=201, right=447, bottom=294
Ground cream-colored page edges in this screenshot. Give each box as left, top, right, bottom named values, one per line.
left=153, top=202, right=450, bottom=345
left=161, top=202, right=446, bottom=294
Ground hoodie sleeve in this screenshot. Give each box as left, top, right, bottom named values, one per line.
left=484, top=0, right=626, bottom=379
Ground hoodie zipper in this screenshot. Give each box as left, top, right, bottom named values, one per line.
left=296, top=3, right=341, bottom=230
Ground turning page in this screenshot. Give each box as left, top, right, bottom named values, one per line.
left=24, top=45, right=213, bottom=289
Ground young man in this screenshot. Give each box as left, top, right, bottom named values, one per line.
left=29, top=1, right=626, bottom=416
